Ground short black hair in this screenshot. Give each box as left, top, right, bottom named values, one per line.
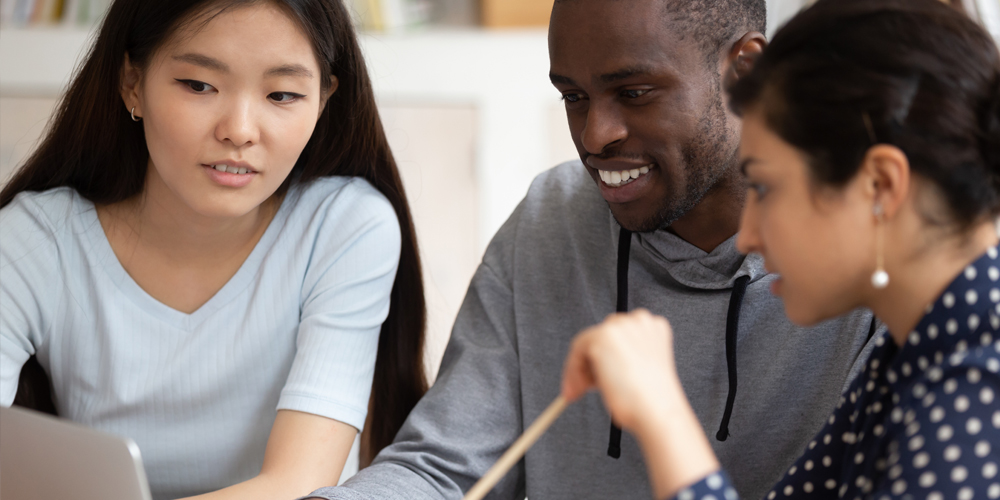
left=664, top=0, right=767, bottom=64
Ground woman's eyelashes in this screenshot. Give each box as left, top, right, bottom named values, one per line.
left=174, top=80, right=305, bottom=103
left=177, top=79, right=215, bottom=93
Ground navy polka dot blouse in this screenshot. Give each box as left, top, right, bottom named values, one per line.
left=673, top=248, right=1000, bottom=500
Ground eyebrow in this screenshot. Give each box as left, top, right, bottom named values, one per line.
left=549, top=72, right=576, bottom=86
left=265, top=64, right=314, bottom=78
left=173, top=53, right=314, bottom=78
left=598, top=64, right=656, bottom=84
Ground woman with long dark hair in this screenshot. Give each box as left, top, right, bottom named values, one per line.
left=560, top=0, right=999, bottom=499
left=0, top=0, right=426, bottom=498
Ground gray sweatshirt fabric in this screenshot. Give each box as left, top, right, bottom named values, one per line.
left=309, top=161, right=878, bottom=500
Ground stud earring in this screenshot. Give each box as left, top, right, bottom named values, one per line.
left=871, top=201, right=889, bottom=289
left=131, top=107, right=141, bottom=122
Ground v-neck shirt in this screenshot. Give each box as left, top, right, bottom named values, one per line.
left=674, top=249, right=1000, bottom=500
left=0, top=177, right=401, bottom=499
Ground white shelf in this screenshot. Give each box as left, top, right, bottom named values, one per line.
left=0, top=27, right=568, bottom=249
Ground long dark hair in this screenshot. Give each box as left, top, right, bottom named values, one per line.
left=0, top=0, right=427, bottom=464
left=729, top=0, right=1000, bottom=230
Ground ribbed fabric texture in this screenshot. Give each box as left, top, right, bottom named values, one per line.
left=0, top=177, right=401, bottom=500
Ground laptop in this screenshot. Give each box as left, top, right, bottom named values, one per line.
left=0, top=405, right=153, bottom=500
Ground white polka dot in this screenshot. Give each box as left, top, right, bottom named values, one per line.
left=983, top=387, right=996, bottom=405
left=843, top=432, right=857, bottom=444
left=809, top=440, right=817, bottom=449
left=788, top=466, right=797, bottom=476
left=977, top=441, right=993, bottom=458
left=994, top=410, right=1000, bottom=428
left=945, top=379, right=959, bottom=394
left=855, top=452, right=865, bottom=464
left=874, top=401, right=884, bottom=413
left=902, top=363, right=913, bottom=377
left=989, top=247, right=998, bottom=259
left=725, top=487, right=738, bottom=500
left=988, top=358, right=1000, bottom=373
left=947, top=319, right=959, bottom=334
left=783, top=485, right=793, bottom=496
left=959, top=486, right=975, bottom=500
left=679, top=489, right=695, bottom=500
left=938, top=425, right=954, bottom=441
left=986, top=462, right=999, bottom=480
left=891, top=408, right=904, bottom=423
left=992, top=287, right=1000, bottom=301
left=855, top=475, right=866, bottom=488
left=703, top=495, right=717, bottom=500
left=968, top=417, right=983, bottom=435
left=805, top=460, right=814, bottom=471
left=992, top=315, right=1000, bottom=330
left=967, top=266, right=979, bottom=280
left=823, top=455, right=832, bottom=467
left=955, top=395, right=971, bottom=412
left=874, top=424, right=885, bottom=436
left=889, top=464, right=903, bottom=479
left=829, top=414, right=836, bottom=425
left=928, top=324, right=940, bottom=339
left=969, top=368, right=983, bottom=383
left=707, top=474, right=723, bottom=489
left=825, top=479, right=837, bottom=490
left=913, top=384, right=927, bottom=398
left=988, top=483, right=1000, bottom=499
left=944, top=444, right=962, bottom=461
left=919, top=471, right=937, bottom=488
left=928, top=367, right=943, bottom=382
left=909, top=331, right=921, bottom=345
left=909, top=435, right=924, bottom=451
left=967, top=289, right=979, bottom=305
left=923, top=393, right=937, bottom=407
left=945, top=292, right=956, bottom=308
left=928, top=492, right=944, bottom=500
left=906, top=422, right=921, bottom=437
left=914, top=452, right=930, bottom=468
left=892, top=479, right=907, bottom=495
left=766, top=490, right=775, bottom=500
left=957, top=340, right=969, bottom=353
left=930, top=406, right=946, bottom=423
left=824, top=434, right=832, bottom=445
left=837, top=484, right=847, bottom=497
left=970, top=314, right=981, bottom=330
left=953, top=465, right=969, bottom=482
left=803, top=482, right=813, bottom=493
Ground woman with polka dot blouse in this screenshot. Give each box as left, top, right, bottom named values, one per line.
left=560, top=1, right=1000, bottom=499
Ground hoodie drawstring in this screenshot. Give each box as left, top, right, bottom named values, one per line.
left=607, top=227, right=753, bottom=458
left=607, top=227, right=632, bottom=459
left=716, top=274, right=750, bottom=441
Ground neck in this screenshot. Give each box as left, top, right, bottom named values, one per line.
left=667, top=167, right=746, bottom=253
left=868, top=220, right=998, bottom=346
left=102, top=165, right=278, bottom=264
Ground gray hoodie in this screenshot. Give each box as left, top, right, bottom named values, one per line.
left=309, top=161, right=877, bottom=500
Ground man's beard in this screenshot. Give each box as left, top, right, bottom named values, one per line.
left=624, top=82, right=739, bottom=233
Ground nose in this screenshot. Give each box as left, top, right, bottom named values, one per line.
left=215, top=95, right=260, bottom=148
left=735, top=197, right=761, bottom=255
left=580, top=99, right=627, bottom=155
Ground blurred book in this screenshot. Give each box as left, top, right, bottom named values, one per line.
left=345, top=0, right=430, bottom=32
left=481, top=0, right=553, bottom=28
left=0, top=0, right=111, bottom=26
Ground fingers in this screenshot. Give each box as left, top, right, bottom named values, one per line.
left=561, top=328, right=598, bottom=402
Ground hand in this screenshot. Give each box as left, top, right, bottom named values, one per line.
left=561, top=309, right=721, bottom=499
left=561, top=309, right=682, bottom=435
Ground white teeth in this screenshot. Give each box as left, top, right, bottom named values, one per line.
left=237, top=167, right=248, bottom=174
left=225, top=165, right=239, bottom=174
left=213, top=165, right=226, bottom=172
left=598, top=164, right=654, bottom=187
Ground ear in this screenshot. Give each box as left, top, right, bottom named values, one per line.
left=318, top=75, right=339, bottom=116
left=722, top=32, right=767, bottom=90
left=120, top=53, right=143, bottom=118
left=860, top=144, right=911, bottom=221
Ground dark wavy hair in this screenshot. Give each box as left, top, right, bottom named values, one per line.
left=0, top=0, right=427, bottom=464
left=730, top=0, right=1000, bottom=230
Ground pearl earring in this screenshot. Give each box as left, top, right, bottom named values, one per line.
left=871, top=202, right=889, bottom=289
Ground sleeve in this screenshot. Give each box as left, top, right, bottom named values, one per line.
left=870, top=359, right=1000, bottom=499
left=303, top=202, right=528, bottom=500
left=277, top=182, right=402, bottom=431
left=0, top=196, right=62, bottom=406
left=669, top=472, right=740, bottom=500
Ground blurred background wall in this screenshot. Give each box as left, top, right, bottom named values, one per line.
left=1, top=0, right=998, bottom=380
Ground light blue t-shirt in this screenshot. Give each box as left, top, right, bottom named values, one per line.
left=0, top=177, right=401, bottom=499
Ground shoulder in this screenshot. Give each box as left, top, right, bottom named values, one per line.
left=1, top=188, right=88, bottom=260
left=519, top=160, right=605, bottom=219
left=287, top=176, right=397, bottom=228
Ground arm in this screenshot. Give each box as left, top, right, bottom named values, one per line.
left=179, top=410, right=356, bottom=500
left=560, top=309, right=721, bottom=500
